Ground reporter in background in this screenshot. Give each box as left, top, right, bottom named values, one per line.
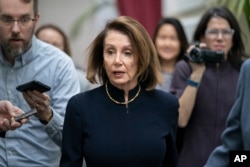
left=0, top=0, right=79, bottom=166
left=0, top=100, right=28, bottom=137
left=204, top=57, right=250, bottom=166
left=170, top=6, right=249, bottom=167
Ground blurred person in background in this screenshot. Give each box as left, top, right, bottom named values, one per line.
left=153, top=17, right=188, bottom=92
left=170, top=6, right=249, bottom=167
left=153, top=17, right=189, bottom=154
left=35, top=24, right=93, bottom=92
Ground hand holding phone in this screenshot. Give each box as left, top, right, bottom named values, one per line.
left=16, top=81, right=51, bottom=121
left=14, top=108, right=37, bottom=122
left=16, top=80, right=51, bottom=93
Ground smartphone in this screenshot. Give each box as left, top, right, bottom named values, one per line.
left=16, top=80, right=51, bottom=93
left=14, top=108, right=37, bottom=122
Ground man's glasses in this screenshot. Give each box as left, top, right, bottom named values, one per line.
left=0, top=17, right=35, bottom=27
left=205, top=29, right=235, bottom=39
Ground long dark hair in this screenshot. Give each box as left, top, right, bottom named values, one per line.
left=193, top=6, right=249, bottom=70
left=153, top=17, right=189, bottom=62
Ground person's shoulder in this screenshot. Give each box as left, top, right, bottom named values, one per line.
left=239, top=58, right=250, bottom=81
left=174, top=59, right=190, bottom=72
left=70, top=85, right=104, bottom=101
left=242, top=58, right=250, bottom=70
left=36, top=38, right=71, bottom=61
left=176, top=59, right=188, bottom=67
left=146, top=89, right=178, bottom=105
left=173, top=59, right=191, bottom=76
left=145, top=89, right=179, bottom=115
left=155, top=89, right=178, bottom=99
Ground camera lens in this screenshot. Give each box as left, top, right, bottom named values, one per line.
left=190, top=47, right=203, bottom=63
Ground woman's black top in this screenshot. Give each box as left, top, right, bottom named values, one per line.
left=60, top=82, right=179, bottom=167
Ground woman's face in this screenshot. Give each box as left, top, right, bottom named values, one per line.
left=155, top=24, right=181, bottom=62
left=203, top=17, right=234, bottom=58
left=37, top=28, right=64, bottom=51
left=103, top=30, right=138, bottom=90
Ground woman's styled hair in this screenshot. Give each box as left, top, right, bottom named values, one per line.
left=193, top=6, right=249, bottom=70
left=153, top=17, right=188, bottom=62
left=35, top=24, right=72, bottom=56
left=87, top=16, right=162, bottom=90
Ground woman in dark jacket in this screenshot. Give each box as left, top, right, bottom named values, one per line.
left=60, top=16, right=179, bottom=167
left=170, top=6, right=249, bottom=167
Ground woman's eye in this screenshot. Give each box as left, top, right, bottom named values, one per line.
left=124, top=51, right=132, bottom=56
left=106, top=50, right=114, bottom=55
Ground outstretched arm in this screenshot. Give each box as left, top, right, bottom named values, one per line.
left=0, top=100, right=28, bottom=137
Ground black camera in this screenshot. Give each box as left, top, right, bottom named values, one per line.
left=188, top=45, right=224, bottom=63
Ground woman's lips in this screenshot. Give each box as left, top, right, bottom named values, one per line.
left=113, top=71, right=125, bottom=77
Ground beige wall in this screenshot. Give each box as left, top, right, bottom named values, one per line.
left=38, top=0, right=206, bottom=69
left=39, top=0, right=250, bottom=69
left=38, top=0, right=118, bottom=69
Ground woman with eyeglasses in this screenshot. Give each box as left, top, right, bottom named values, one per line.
left=170, top=6, right=249, bottom=167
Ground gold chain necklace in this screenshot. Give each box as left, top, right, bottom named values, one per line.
left=105, top=82, right=141, bottom=105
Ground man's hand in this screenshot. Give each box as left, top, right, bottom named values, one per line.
left=0, top=100, right=28, bottom=132
left=23, top=90, right=52, bottom=123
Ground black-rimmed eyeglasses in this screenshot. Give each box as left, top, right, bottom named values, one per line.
left=0, top=17, right=36, bottom=27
